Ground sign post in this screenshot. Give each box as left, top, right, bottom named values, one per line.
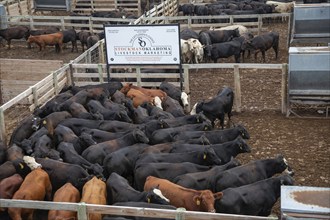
left=104, top=24, right=183, bottom=89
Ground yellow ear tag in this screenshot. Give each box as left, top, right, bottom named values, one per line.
left=19, top=163, right=24, bottom=169
left=147, top=198, right=151, bottom=203
left=196, top=199, right=200, bottom=206
left=43, top=120, right=47, bottom=125
left=203, top=154, right=206, bottom=160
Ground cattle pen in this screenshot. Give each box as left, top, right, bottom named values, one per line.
left=0, top=1, right=329, bottom=219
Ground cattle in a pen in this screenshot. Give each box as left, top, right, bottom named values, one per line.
left=0, top=26, right=30, bottom=49
left=61, top=28, right=79, bottom=52
left=27, top=32, right=64, bottom=53
left=144, top=176, right=223, bottom=212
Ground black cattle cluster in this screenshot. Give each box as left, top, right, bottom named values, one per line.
left=179, top=0, right=278, bottom=20
left=0, top=82, right=294, bottom=219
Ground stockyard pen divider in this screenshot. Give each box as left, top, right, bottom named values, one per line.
left=0, top=199, right=278, bottom=220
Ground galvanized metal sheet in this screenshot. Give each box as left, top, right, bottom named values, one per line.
left=0, top=4, right=7, bottom=30
left=281, top=186, right=330, bottom=214
left=288, top=47, right=330, bottom=93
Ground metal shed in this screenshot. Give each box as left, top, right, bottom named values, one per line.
left=290, top=3, right=330, bottom=45
left=287, top=46, right=330, bottom=117
left=34, top=0, right=71, bottom=11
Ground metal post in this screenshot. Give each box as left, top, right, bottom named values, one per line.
left=281, top=63, right=288, bottom=114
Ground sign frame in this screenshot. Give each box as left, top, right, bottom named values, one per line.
left=103, top=24, right=183, bottom=90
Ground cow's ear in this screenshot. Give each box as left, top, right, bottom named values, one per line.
left=213, top=192, right=223, bottom=200
left=193, top=195, right=201, bottom=206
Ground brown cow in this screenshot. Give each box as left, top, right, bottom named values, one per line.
left=80, top=176, right=107, bottom=220
left=120, top=83, right=167, bottom=99
left=27, top=32, right=64, bottom=53
left=48, top=183, right=81, bottom=220
left=0, top=174, right=23, bottom=212
left=8, top=167, right=52, bottom=220
left=126, top=88, right=163, bottom=109
left=144, top=176, right=223, bottom=212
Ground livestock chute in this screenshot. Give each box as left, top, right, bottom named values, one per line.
left=34, top=0, right=71, bottom=11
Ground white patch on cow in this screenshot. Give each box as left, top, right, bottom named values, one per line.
left=181, top=92, right=189, bottom=107
left=283, top=157, right=294, bottom=175
left=153, top=188, right=170, bottom=202
left=153, top=96, right=163, bottom=110
left=190, top=103, right=197, bottom=115
left=23, top=156, right=42, bottom=170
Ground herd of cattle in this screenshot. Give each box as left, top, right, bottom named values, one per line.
left=0, top=81, right=295, bottom=220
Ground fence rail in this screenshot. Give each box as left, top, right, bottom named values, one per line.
left=0, top=199, right=278, bottom=220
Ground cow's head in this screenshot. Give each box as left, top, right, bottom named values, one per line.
left=17, top=139, right=33, bottom=155
left=280, top=174, right=294, bottom=186
left=203, top=146, right=222, bottom=165
left=31, top=116, right=41, bottom=131
left=153, top=96, right=163, bottom=110
left=236, top=136, right=251, bottom=153
left=193, top=190, right=223, bottom=212
left=23, top=155, right=42, bottom=170
left=180, top=92, right=189, bottom=108
left=132, top=128, right=149, bottom=144
left=146, top=187, right=170, bottom=205
left=235, top=124, right=250, bottom=139
left=120, top=83, right=133, bottom=94
left=274, top=155, right=294, bottom=176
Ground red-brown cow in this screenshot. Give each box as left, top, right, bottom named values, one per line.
left=80, top=176, right=107, bottom=220
left=0, top=174, right=23, bottom=212
left=8, top=168, right=52, bottom=220
left=48, top=182, right=81, bottom=220
left=126, top=88, right=162, bottom=109
left=144, top=176, right=223, bottom=212
left=120, top=83, right=167, bottom=99
left=27, top=32, right=64, bottom=53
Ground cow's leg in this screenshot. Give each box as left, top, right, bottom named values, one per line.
left=7, top=40, right=11, bottom=49
left=262, top=50, right=266, bottom=63
left=219, top=113, right=225, bottom=129
left=273, top=45, right=279, bottom=60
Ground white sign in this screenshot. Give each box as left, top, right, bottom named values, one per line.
left=104, top=24, right=181, bottom=65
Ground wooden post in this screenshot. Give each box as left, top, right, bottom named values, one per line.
left=258, top=15, right=262, bottom=36
left=229, top=16, right=233, bottom=25
left=0, top=107, right=6, bottom=144
left=89, top=17, right=93, bottom=33
left=77, top=202, right=88, bottom=220
left=32, top=86, right=38, bottom=108
left=234, top=65, right=241, bottom=113
left=53, top=72, right=59, bottom=95
left=29, top=17, right=34, bottom=29
left=18, top=0, right=22, bottom=15
left=281, top=63, right=288, bottom=114
left=61, top=17, right=65, bottom=30
left=183, top=65, right=191, bottom=112
left=98, top=64, right=104, bottom=83
left=5, top=1, right=9, bottom=16
left=136, top=66, right=141, bottom=87
left=66, top=68, right=73, bottom=87
left=69, top=62, right=75, bottom=86
left=27, top=0, right=32, bottom=15
left=99, top=43, right=105, bottom=63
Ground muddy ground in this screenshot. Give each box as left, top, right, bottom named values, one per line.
left=0, top=20, right=329, bottom=218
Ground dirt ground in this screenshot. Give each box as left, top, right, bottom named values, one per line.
left=0, top=20, right=329, bottom=218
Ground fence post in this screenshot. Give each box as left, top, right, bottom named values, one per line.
left=77, top=202, right=88, bottom=220
left=53, top=72, right=59, bottom=95
left=98, top=64, right=104, bottom=83
left=29, top=16, right=34, bottom=29
left=136, top=66, right=141, bottom=87
left=258, top=15, right=262, bottom=35
left=27, top=0, right=32, bottom=15
left=0, top=107, right=6, bottom=144
left=61, top=17, right=65, bottom=30
left=18, top=0, right=22, bottom=15
left=89, top=17, right=93, bottom=33
left=99, top=43, right=105, bottom=63
left=69, top=62, right=75, bottom=86
left=281, top=63, right=288, bottom=114
left=234, top=65, right=241, bottom=113
left=32, top=86, right=39, bottom=109
left=183, top=65, right=191, bottom=112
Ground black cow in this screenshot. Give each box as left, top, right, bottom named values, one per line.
left=77, top=30, right=92, bottom=52
left=159, top=81, right=189, bottom=109
left=87, top=99, right=132, bottom=123
left=134, top=162, right=210, bottom=191
left=68, top=102, right=103, bottom=120
left=81, top=128, right=130, bottom=144
left=206, top=36, right=246, bottom=63
left=213, top=155, right=294, bottom=192
left=18, top=127, right=48, bottom=155
left=61, top=28, right=78, bottom=52
left=162, top=112, right=210, bottom=128
left=178, top=4, right=194, bottom=16
left=59, top=118, right=102, bottom=135
left=36, top=157, right=92, bottom=193
left=171, top=136, right=251, bottom=164
left=31, top=134, right=61, bottom=161
left=242, top=31, right=279, bottom=63
left=9, top=115, right=41, bottom=147
left=106, top=172, right=170, bottom=205
left=194, top=86, right=234, bottom=128
left=180, top=28, right=199, bottom=40
left=173, top=159, right=241, bottom=190
left=5, top=144, right=24, bottom=162
left=205, top=29, right=240, bottom=44
left=57, top=142, right=104, bottom=178
left=82, top=128, right=149, bottom=165
left=173, top=124, right=250, bottom=144
left=149, top=121, right=213, bottom=144
left=41, top=111, right=72, bottom=136
left=198, top=31, right=213, bottom=61
left=0, top=26, right=30, bottom=49
left=103, top=143, right=149, bottom=181
left=215, top=174, right=294, bottom=216
left=135, top=147, right=222, bottom=168
left=161, top=96, right=185, bottom=117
